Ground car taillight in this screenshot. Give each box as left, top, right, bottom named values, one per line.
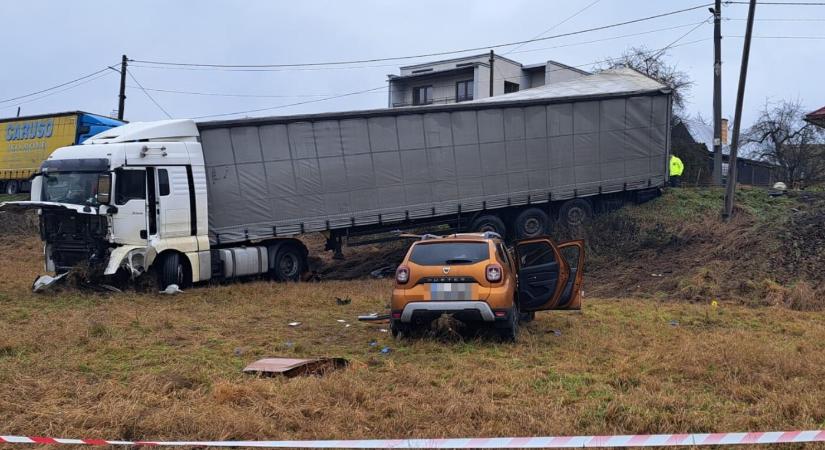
left=396, top=265, right=410, bottom=284
left=486, top=263, right=503, bottom=283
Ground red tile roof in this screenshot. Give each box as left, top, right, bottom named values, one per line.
left=806, top=106, right=825, bottom=128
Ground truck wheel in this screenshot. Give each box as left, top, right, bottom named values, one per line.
left=514, top=208, right=550, bottom=239
left=559, top=199, right=593, bottom=228
left=470, top=214, right=506, bottom=237
left=158, top=252, right=187, bottom=290
left=273, top=245, right=304, bottom=281
left=5, top=180, right=19, bottom=195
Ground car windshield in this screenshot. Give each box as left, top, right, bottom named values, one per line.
left=42, top=172, right=101, bottom=206
left=409, top=242, right=489, bottom=265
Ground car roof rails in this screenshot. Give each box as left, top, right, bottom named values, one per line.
left=481, top=231, right=502, bottom=240
left=398, top=233, right=442, bottom=241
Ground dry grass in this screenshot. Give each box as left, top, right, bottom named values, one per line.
left=2, top=237, right=825, bottom=445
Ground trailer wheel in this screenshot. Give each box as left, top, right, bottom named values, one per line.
left=559, top=199, right=593, bottom=228
left=470, top=214, right=507, bottom=237
left=273, top=245, right=304, bottom=281
left=514, top=208, right=550, bottom=239
left=5, top=180, right=19, bottom=195
left=158, top=252, right=188, bottom=290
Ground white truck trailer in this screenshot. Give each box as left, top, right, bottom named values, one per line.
left=1, top=68, right=671, bottom=290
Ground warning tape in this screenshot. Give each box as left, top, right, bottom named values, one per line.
left=2, top=431, right=825, bottom=448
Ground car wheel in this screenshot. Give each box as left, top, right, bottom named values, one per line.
left=497, top=305, right=520, bottom=342
left=558, top=199, right=593, bottom=228
left=470, top=214, right=506, bottom=237
left=390, top=319, right=411, bottom=339
left=514, top=208, right=550, bottom=239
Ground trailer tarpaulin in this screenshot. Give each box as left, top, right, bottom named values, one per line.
left=198, top=68, right=671, bottom=245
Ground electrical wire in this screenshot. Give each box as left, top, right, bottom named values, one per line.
left=504, top=0, right=603, bottom=55
left=0, top=71, right=115, bottom=111
left=192, top=85, right=388, bottom=120
left=126, top=69, right=173, bottom=119
left=125, top=86, right=388, bottom=98
left=131, top=2, right=713, bottom=69
left=724, top=1, right=825, bottom=4
left=0, top=66, right=114, bottom=104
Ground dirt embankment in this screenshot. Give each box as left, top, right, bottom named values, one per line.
left=2, top=188, right=823, bottom=309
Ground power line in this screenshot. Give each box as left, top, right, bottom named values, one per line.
left=132, top=2, right=713, bottom=69
left=727, top=34, right=825, bottom=37
left=194, top=37, right=709, bottom=120
left=126, top=85, right=388, bottom=98
left=192, top=86, right=388, bottom=120
left=504, top=0, right=603, bottom=55
left=126, top=69, right=173, bottom=119
left=0, top=71, right=115, bottom=111
left=725, top=1, right=825, bottom=4
left=0, top=67, right=113, bottom=104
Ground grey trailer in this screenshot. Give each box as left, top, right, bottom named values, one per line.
left=198, top=68, right=671, bottom=248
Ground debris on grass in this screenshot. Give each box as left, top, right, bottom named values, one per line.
left=357, top=312, right=390, bottom=322
left=288, top=321, right=302, bottom=327
left=379, top=347, right=392, bottom=354
left=160, top=284, right=183, bottom=295
left=243, top=357, right=348, bottom=377
left=335, top=296, right=351, bottom=305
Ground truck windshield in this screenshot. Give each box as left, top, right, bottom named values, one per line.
left=42, top=172, right=101, bottom=206
left=409, top=242, right=489, bottom=265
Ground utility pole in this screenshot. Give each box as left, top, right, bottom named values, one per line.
left=16, top=107, right=20, bottom=117
left=117, top=54, right=128, bottom=120
left=489, top=50, right=495, bottom=98
left=711, top=0, right=723, bottom=185
left=723, top=0, right=757, bottom=220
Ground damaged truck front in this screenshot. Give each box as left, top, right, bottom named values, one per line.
left=0, top=120, right=210, bottom=290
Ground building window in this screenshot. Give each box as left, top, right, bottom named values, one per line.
left=504, top=81, right=520, bottom=94
left=413, top=85, right=433, bottom=105
left=456, top=80, right=473, bottom=102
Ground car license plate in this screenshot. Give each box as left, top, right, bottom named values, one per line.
left=430, top=283, right=472, bottom=300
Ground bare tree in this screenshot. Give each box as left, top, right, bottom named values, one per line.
left=595, top=46, right=693, bottom=112
left=745, top=99, right=825, bottom=188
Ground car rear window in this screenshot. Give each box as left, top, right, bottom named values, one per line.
left=409, top=242, right=489, bottom=265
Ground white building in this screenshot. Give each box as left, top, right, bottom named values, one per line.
left=387, top=53, right=589, bottom=108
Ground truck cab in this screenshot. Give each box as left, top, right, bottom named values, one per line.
left=13, top=120, right=209, bottom=287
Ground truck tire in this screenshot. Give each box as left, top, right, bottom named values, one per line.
left=513, top=208, right=550, bottom=239
left=559, top=199, right=593, bottom=228
left=5, top=180, right=19, bottom=195
left=273, top=245, right=304, bottom=281
left=158, top=252, right=187, bottom=290
left=470, top=214, right=506, bottom=237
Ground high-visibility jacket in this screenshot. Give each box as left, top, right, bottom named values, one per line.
left=670, top=155, right=684, bottom=176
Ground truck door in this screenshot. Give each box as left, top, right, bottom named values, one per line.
left=112, top=168, right=148, bottom=245
left=514, top=237, right=582, bottom=311
left=151, top=167, right=191, bottom=238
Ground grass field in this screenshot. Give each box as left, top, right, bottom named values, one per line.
left=2, top=236, right=825, bottom=444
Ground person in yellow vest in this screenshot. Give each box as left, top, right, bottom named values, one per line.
left=669, top=154, right=684, bottom=187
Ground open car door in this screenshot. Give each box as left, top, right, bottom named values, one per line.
left=515, top=237, right=584, bottom=311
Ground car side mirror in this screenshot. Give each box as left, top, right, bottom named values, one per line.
left=96, top=173, right=112, bottom=205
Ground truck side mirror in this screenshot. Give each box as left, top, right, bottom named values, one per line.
left=96, top=173, right=112, bottom=205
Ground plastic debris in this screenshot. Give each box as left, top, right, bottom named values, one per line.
left=669, top=320, right=679, bottom=326
left=288, top=321, right=302, bottom=327
left=378, top=328, right=389, bottom=333
left=358, top=313, right=391, bottom=322
left=160, top=284, right=183, bottom=295
left=336, top=319, right=347, bottom=323
left=550, top=329, right=562, bottom=336
left=369, top=340, right=378, bottom=347
left=380, top=346, right=392, bottom=354
left=335, top=296, right=351, bottom=305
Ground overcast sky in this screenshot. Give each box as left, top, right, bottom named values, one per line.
left=1, top=0, right=822, bottom=127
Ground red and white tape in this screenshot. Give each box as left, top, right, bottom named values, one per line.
left=2, top=431, right=825, bottom=448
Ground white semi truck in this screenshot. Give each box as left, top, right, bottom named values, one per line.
left=0, top=68, right=671, bottom=290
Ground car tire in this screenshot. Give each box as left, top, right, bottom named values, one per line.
left=470, top=214, right=506, bottom=237
left=158, top=252, right=187, bottom=290
left=5, top=180, right=20, bottom=195
left=558, top=198, right=593, bottom=228
left=497, top=306, right=520, bottom=342
left=273, top=245, right=304, bottom=281
left=390, top=319, right=411, bottom=339
left=514, top=208, right=550, bottom=239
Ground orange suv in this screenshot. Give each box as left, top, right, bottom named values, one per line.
left=390, top=232, right=584, bottom=340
